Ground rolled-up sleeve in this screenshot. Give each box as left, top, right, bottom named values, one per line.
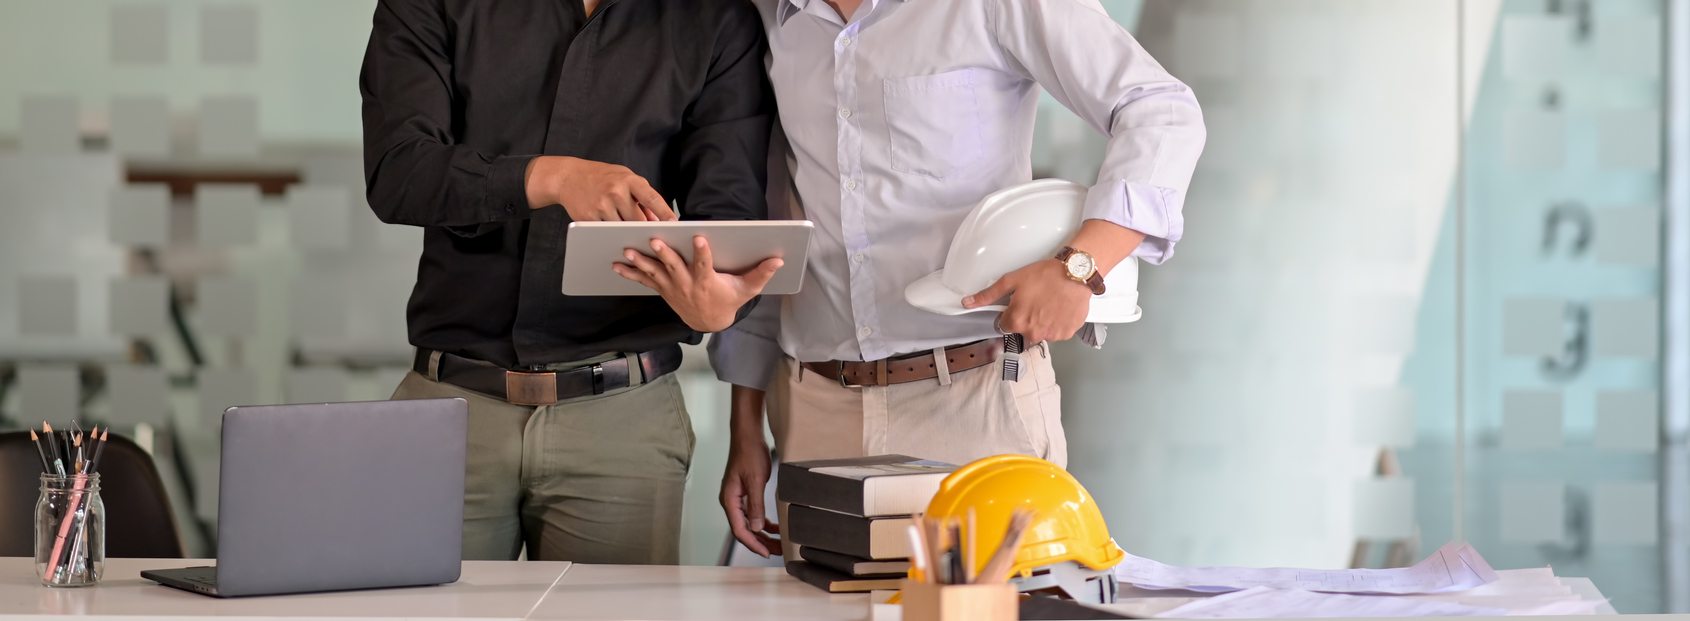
left=359, top=0, right=536, bottom=228
left=988, top=0, right=1206, bottom=265
left=708, top=297, right=783, bottom=390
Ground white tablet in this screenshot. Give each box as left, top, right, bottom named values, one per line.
left=562, top=221, right=814, bottom=296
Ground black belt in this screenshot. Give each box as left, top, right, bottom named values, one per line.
left=414, top=345, right=683, bottom=406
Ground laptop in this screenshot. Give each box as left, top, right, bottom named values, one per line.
left=143, top=398, right=468, bottom=597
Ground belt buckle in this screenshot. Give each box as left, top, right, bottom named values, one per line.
left=837, top=363, right=857, bottom=389
left=505, top=370, right=558, bottom=406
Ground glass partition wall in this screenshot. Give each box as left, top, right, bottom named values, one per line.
left=1055, top=0, right=1679, bottom=613
left=0, top=0, right=1682, bottom=612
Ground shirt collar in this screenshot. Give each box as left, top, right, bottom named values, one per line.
left=777, top=0, right=905, bottom=28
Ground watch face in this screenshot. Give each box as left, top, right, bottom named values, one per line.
left=1065, top=252, right=1094, bottom=278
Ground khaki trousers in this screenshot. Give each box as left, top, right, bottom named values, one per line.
left=768, top=343, right=1066, bottom=560
left=390, top=364, right=694, bottom=564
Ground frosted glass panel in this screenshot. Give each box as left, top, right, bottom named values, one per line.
left=1593, top=483, right=1659, bottom=545
left=200, top=5, right=259, bottom=64
left=287, top=186, right=353, bottom=249
left=197, top=97, right=258, bottom=156
left=1591, top=297, right=1660, bottom=359
left=20, top=96, right=79, bottom=155
left=198, top=277, right=258, bottom=337
left=109, top=97, right=170, bottom=157
left=1594, top=207, right=1661, bottom=267
left=109, top=277, right=169, bottom=337
left=1597, top=110, right=1662, bottom=172
left=1502, top=298, right=1564, bottom=357
left=1595, top=390, right=1659, bottom=453
left=110, top=3, right=169, bottom=64
left=1596, top=17, right=1662, bottom=78
left=108, top=185, right=172, bottom=247
left=1499, top=483, right=1564, bottom=544
left=19, top=366, right=79, bottom=423
left=104, top=365, right=172, bottom=427
left=195, top=185, right=259, bottom=247
left=18, top=275, right=78, bottom=336
left=1501, top=391, right=1563, bottom=450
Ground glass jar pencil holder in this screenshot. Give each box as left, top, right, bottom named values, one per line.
left=34, top=473, right=104, bottom=587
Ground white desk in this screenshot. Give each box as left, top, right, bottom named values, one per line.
left=531, top=565, right=867, bottom=621
left=0, top=558, right=570, bottom=620
left=0, top=558, right=1617, bottom=620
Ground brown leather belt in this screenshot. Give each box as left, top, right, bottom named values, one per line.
left=801, top=339, right=1001, bottom=388
left=414, top=346, right=683, bottom=406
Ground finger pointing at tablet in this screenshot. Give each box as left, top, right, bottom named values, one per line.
left=524, top=155, right=678, bottom=221
left=613, top=235, right=781, bottom=333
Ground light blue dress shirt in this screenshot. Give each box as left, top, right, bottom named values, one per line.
left=711, top=0, right=1206, bottom=390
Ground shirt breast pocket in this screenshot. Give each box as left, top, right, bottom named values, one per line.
left=882, top=69, right=984, bottom=180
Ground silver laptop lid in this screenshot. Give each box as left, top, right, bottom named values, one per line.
left=214, top=398, right=467, bottom=597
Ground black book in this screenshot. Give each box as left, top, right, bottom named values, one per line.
left=800, top=546, right=910, bottom=578
left=777, top=455, right=956, bottom=517
left=785, top=561, right=902, bottom=593
left=787, top=504, right=913, bottom=560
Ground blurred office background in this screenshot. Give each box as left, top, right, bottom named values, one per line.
left=0, top=0, right=1684, bottom=614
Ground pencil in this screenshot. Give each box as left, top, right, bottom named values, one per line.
left=42, top=422, right=66, bottom=476
left=28, top=430, right=51, bottom=473
left=87, top=428, right=109, bottom=474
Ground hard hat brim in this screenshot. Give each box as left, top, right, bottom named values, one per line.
left=904, top=270, right=989, bottom=316
left=908, top=269, right=1146, bottom=324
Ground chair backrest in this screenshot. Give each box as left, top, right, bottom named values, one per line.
left=0, top=430, right=185, bottom=558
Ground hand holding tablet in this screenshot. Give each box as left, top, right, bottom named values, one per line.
left=563, top=220, right=812, bottom=300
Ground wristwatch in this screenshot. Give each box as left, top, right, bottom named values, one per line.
left=1055, top=246, right=1106, bottom=295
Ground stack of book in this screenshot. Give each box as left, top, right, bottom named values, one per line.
left=776, top=455, right=956, bottom=593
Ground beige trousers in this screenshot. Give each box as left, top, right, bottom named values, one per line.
left=768, top=343, right=1066, bottom=560
left=390, top=365, right=693, bottom=564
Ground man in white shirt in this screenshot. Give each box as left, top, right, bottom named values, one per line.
left=623, top=0, right=1205, bottom=557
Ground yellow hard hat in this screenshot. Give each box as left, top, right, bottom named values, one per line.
left=923, top=454, right=1124, bottom=579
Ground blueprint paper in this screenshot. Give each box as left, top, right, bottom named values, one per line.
left=1156, top=587, right=1507, bottom=618
left=1115, top=541, right=1499, bottom=595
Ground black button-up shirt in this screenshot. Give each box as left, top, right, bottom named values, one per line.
left=360, top=0, right=771, bottom=368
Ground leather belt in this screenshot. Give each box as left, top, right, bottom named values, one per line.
left=414, top=345, right=683, bottom=406
left=802, top=339, right=1001, bottom=388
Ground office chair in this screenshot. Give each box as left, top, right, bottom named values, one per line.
left=0, top=430, right=186, bottom=558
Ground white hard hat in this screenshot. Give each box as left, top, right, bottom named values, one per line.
left=904, top=179, right=1142, bottom=323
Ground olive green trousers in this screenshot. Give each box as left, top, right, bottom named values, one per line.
left=390, top=364, right=694, bottom=564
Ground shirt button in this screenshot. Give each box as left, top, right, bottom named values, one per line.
left=858, top=326, right=873, bottom=338
left=839, top=108, right=853, bottom=120
left=839, top=37, right=853, bottom=47
left=845, top=179, right=859, bottom=191
left=852, top=252, right=866, bottom=264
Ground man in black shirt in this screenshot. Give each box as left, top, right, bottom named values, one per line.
left=360, top=0, right=775, bottom=563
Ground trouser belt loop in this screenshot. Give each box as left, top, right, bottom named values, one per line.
left=625, top=352, right=644, bottom=387
left=932, top=347, right=953, bottom=386
left=427, top=350, right=443, bottom=381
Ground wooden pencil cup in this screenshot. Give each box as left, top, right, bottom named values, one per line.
left=900, top=580, right=1016, bottom=621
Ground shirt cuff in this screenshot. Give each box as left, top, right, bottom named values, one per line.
left=707, top=326, right=782, bottom=391
left=1084, top=179, right=1183, bottom=265
left=487, top=154, right=536, bottom=221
